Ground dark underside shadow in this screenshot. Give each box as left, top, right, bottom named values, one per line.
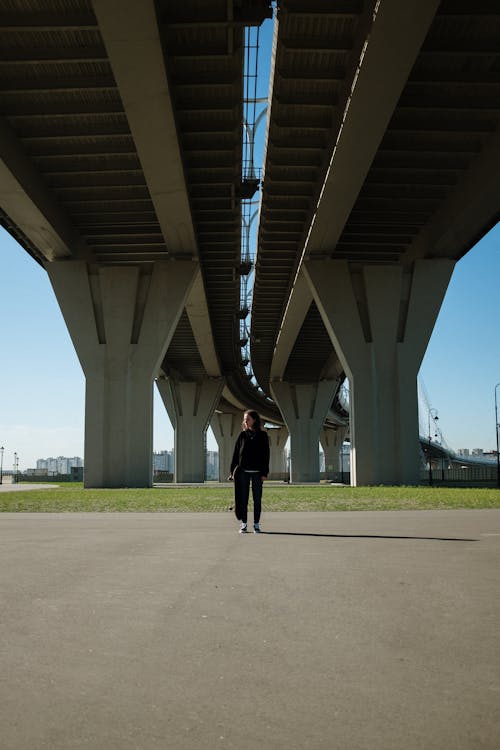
left=258, top=532, right=477, bottom=542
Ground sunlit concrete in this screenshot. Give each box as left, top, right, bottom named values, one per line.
left=1, top=510, right=498, bottom=750
left=267, top=425, right=289, bottom=478
left=157, top=377, right=225, bottom=483
left=271, top=380, right=338, bottom=483
left=304, top=260, right=455, bottom=485
left=320, top=425, right=348, bottom=475
left=210, top=412, right=241, bottom=482
left=48, top=260, right=196, bottom=487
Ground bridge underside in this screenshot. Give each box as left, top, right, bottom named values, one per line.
left=1, top=0, right=500, bottom=485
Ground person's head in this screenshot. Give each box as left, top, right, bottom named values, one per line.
left=243, top=410, right=261, bottom=431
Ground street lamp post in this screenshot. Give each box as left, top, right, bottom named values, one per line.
left=0, top=446, right=4, bottom=484
left=428, top=408, right=439, bottom=486
left=13, top=452, right=18, bottom=484
left=495, top=383, right=500, bottom=489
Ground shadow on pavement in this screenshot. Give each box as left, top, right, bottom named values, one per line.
left=259, top=531, right=477, bottom=542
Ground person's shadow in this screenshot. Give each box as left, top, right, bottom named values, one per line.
left=227, top=507, right=477, bottom=542
left=258, top=531, right=477, bottom=542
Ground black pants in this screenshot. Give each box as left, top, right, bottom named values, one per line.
left=234, top=471, right=262, bottom=524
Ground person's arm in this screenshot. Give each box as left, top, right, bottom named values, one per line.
left=229, top=433, right=242, bottom=478
left=260, top=431, right=270, bottom=479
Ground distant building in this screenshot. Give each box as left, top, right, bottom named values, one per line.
left=36, top=456, right=83, bottom=475
left=206, top=450, right=219, bottom=480
left=153, top=450, right=174, bottom=472
left=340, top=443, right=351, bottom=472
left=483, top=451, right=497, bottom=459
left=457, top=448, right=494, bottom=460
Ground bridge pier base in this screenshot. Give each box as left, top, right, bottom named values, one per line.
left=320, top=425, right=348, bottom=477
left=267, top=425, right=289, bottom=479
left=47, top=260, right=197, bottom=488
left=304, top=259, right=455, bottom=485
left=211, top=412, right=240, bottom=482
left=157, top=377, right=224, bottom=483
left=270, top=380, right=338, bottom=483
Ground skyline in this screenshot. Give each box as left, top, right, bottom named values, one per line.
left=14, top=436, right=498, bottom=473
left=1, top=220, right=499, bottom=471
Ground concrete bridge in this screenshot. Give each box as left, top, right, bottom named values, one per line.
left=1, top=0, right=500, bottom=487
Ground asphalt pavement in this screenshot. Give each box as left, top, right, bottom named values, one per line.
left=1, top=509, right=499, bottom=749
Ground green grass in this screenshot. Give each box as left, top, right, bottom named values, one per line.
left=2, top=483, right=500, bottom=512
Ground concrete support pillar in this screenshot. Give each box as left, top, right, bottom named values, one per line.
left=270, top=380, right=339, bottom=483
left=47, top=260, right=197, bottom=487
left=304, top=259, right=455, bottom=485
left=211, top=412, right=241, bottom=482
left=267, top=426, right=289, bottom=479
left=157, top=377, right=225, bottom=483
left=320, top=425, right=348, bottom=476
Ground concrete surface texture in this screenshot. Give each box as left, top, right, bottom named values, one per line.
left=0, top=483, right=60, bottom=492
left=0, top=510, right=499, bottom=750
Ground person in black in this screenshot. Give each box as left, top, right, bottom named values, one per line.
left=229, top=410, right=270, bottom=533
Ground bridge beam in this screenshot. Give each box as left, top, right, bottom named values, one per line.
left=268, top=0, right=441, bottom=384
left=270, top=380, right=338, bottom=483
left=157, top=377, right=225, bottom=483
left=211, top=412, right=241, bottom=483
left=94, top=0, right=221, bottom=382
left=304, top=259, right=455, bottom=486
left=47, top=260, right=196, bottom=488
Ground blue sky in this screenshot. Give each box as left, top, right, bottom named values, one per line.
left=1, top=222, right=499, bottom=471
left=418, top=225, right=500, bottom=453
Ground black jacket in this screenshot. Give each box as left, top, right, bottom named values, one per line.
left=230, top=429, right=270, bottom=477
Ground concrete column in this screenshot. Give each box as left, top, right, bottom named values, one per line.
left=267, top=426, right=289, bottom=479
left=47, top=260, right=197, bottom=487
left=157, top=377, right=224, bottom=483
left=304, top=259, right=455, bottom=485
left=320, top=425, right=348, bottom=477
left=271, top=380, right=339, bottom=483
left=210, top=412, right=241, bottom=482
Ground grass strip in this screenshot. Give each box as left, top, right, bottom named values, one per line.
left=2, top=483, right=500, bottom=513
